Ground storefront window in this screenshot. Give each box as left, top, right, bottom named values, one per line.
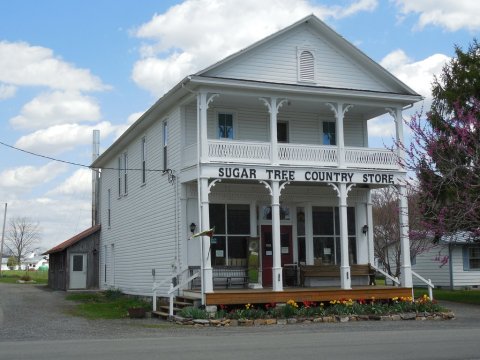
left=297, top=207, right=306, bottom=263
left=261, top=205, right=290, bottom=220
left=209, top=204, right=250, bottom=267
left=312, top=206, right=357, bottom=265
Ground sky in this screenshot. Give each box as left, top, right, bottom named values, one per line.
left=0, top=0, right=478, bottom=251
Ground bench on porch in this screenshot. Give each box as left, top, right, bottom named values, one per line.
left=213, top=266, right=249, bottom=289
left=300, top=264, right=376, bottom=286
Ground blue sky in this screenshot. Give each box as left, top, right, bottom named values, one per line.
left=0, top=0, right=478, bottom=250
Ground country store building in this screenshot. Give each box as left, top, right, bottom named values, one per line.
left=91, top=15, right=421, bottom=306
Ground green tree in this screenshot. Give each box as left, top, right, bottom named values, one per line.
left=7, top=256, right=18, bottom=270
left=404, top=40, right=480, bottom=239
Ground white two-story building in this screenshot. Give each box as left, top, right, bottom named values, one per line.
left=92, top=15, right=421, bottom=305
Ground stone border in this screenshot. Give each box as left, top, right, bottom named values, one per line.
left=172, top=312, right=455, bottom=327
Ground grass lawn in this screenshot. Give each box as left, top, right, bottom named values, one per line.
left=0, top=270, right=48, bottom=284
left=66, top=291, right=151, bottom=319
left=414, top=287, right=480, bottom=305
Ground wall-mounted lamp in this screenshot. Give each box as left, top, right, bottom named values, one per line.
left=190, top=223, right=197, bottom=233
left=362, top=225, right=369, bottom=235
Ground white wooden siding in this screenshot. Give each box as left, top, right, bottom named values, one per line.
left=411, top=244, right=451, bottom=287
left=204, top=25, right=391, bottom=93
left=99, top=108, right=182, bottom=296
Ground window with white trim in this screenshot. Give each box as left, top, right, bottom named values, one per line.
left=218, top=113, right=234, bottom=139
left=141, top=137, right=146, bottom=184
left=107, top=189, right=111, bottom=227
left=163, top=121, right=168, bottom=170
left=117, top=157, right=122, bottom=197
left=322, top=121, right=336, bottom=145
left=123, top=152, right=128, bottom=195
left=464, top=246, right=480, bottom=270
left=298, top=49, right=315, bottom=83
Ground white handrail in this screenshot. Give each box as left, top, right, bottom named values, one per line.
left=370, top=263, right=400, bottom=286
left=412, top=270, right=435, bottom=300
left=152, top=268, right=192, bottom=311
left=167, top=272, right=200, bottom=317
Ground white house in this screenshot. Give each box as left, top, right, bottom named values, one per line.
left=92, top=15, right=421, bottom=305
left=412, top=232, right=480, bottom=289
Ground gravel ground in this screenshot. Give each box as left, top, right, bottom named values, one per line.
left=1, top=283, right=480, bottom=342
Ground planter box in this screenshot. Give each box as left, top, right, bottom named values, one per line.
left=128, top=308, right=146, bottom=318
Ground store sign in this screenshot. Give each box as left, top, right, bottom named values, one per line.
left=210, top=166, right=398, bottom=184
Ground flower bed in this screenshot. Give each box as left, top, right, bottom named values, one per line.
left=173, top=295, right=454, bottom=327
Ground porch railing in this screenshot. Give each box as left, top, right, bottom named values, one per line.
left=370, top=263, right=401, bottom=286
left=208, top=140, right=271, bottom=163
left=278, top=143, right=337, bottom=166
left=199, top=140, right=399, bottom=170
left=345, top=147, right=398, bottom=169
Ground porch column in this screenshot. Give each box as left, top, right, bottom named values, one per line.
left=260, top=97, right=288, bottom=166
left=398, top=185, right=413, bottom=287
left=198, top=92, right=208, bottom=163
left=327, top=103, right=352, bottom=169
left=271, top=180, right=283, bottom=291
left=366, top=190, right=375, bottom=265
left=356, top=203, right=368, bottom=264
left=338, top=183, right=351, bottom=289
left=387, top=107, right=405, bottom=170
left=199, top=178, right=213, bottom=293
left=305, top=203, right=314, bottom=265
left=198, top=92, right=219, bottom=164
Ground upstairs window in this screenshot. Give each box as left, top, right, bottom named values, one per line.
left=141, top=137, right=146, bottom=184
left=123, top=153, right=128, bottom=195
left=298, top=49, right=315, bottom=83
left=163, top=121, right=168, bottom=170
left=117, top=157, right=122, bottom=197
left=218, top=113, right=234, bottom=139
left=277, top=121, right=289, bottom=143
left=322, top=121, right=336, bottom=145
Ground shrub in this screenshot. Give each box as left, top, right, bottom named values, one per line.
left=179, top=306, right=209, bottom=319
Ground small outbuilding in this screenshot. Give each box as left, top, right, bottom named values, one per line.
left=44, top=225, right=100, bottom=290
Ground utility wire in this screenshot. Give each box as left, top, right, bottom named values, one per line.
left=0, top=140, right=171, bottom=173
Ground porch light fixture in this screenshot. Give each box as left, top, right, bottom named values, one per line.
left=362, top=225, right=369, bottom=235
left=190, top=223, right=197, bottom=233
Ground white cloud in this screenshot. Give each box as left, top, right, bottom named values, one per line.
left=9, top=91, right=101, bottom=130
left=114, top=110, right=146, bottom=139
left=394, top=0, right=480, bottom=31
left=15, top=121, right=117, bottom=155
left=132, top=0, right=378, bottom=96
left=0, top=41, right=109, bottom=92
left=3, top=197, right=92, bottom=251
left=0, top=162, right=68, bottom=193
left=0, top=83, right=17, bottom=100
left=380, top=49, right=449, bottom=99
left=47, top=168, right=91, bottom=196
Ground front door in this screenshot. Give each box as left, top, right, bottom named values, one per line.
left=261, top=225, right=293, bottom=287
left=69, top=253, right=87, bottom=289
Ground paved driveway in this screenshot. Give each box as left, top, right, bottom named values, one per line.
left=1, top=283, right=480, bottom=342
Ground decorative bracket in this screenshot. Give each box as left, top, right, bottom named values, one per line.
left=258, top=180, right=273, bottom=196
left=208, top=179, right=222, bottom=194
left=326, top=103, right=353, bottom=118
left=207, top=93, right=219, bottom=109
left=279, top=181, right=290, bottom=194
left=327, top=182, right=356, bottom=198
left=259, top=97, right=288, bottom=114
left=385, top=107, right=397, bottom=123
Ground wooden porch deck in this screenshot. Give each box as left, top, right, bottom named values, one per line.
left=186, top=286, right=413, bottom=306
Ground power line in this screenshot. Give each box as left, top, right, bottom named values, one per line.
left=0, top=140, right=171, bottom=173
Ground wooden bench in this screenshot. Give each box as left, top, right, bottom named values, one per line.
left=213, top=266, right=249, bottom=289
left=300, top=264, right=376, bottom=286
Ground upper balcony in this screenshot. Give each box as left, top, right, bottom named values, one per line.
left=181, top=91, right=404, bottom=172
left=183, top=140, right=399, bottom=170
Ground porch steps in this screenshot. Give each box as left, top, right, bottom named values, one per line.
left=152, top=295, right=198, bottom=320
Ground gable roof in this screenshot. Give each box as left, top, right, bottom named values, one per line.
left=43, top=225, right=101, bottom=255
left=197, top=14, right=420, bottom=96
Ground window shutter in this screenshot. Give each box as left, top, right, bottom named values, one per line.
left=299, top=50, right=315, bottom=82
left=463, top=247, right=470, bottom=271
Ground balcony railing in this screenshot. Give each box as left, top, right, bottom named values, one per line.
left=185, top=140, right=399, bottom=170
